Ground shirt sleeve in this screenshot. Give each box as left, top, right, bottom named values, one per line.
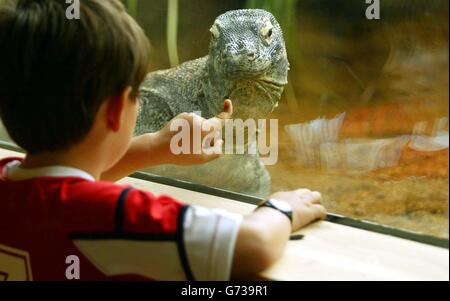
left=71, top=188, right=243, bottom=281
left=182, top=206, right=243, bottom=281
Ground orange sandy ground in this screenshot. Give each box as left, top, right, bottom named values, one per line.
left=268, top=101, right=449, bottom=238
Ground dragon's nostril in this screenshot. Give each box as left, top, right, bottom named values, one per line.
left=247, top=52, right=256, bottom=61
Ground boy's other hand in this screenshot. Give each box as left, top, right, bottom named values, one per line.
left=155, top=99, right=233, bottom=166
left=269, top=189, right=327, bottom=231
left=232, top=188, right=326, bottom=278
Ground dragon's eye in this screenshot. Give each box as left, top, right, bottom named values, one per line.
left=261, top=19, right=274, bottom=45
left=210, top=23, right=220, bottom=39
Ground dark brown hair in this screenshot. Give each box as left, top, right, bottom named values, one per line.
left=0, top=0, right=150, bottom=154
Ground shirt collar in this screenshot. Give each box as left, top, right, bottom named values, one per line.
left=3, top=160, right=95, bottom=182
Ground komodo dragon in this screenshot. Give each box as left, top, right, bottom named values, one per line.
left=135, top=9, right=289, bottom=197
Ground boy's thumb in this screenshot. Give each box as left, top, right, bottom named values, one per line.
left=216, top=99, right=233, bottom=120
left=207, top=99, right=233, bottom=128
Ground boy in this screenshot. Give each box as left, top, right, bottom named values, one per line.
left=0, top=0, right=326, bottom=280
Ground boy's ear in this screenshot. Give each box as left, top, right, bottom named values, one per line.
left=106, top=86, right=133, bottom=132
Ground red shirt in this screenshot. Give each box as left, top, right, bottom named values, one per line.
left=0, top=157, right=185, bottom=280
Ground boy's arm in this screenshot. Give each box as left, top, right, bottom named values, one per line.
left=231, top=190, right=326, bottom=279
left=70, top=186, right=324, bottom=280
left=100, top=132, right=169, bottom=182
left=101, top=100, right=232, bottom=182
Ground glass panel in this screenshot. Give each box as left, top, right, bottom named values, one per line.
left=1, top=0, right=447, bottom=239
left=129, top=0, right=449, bottom=239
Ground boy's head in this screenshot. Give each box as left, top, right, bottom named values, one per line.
left=0, top=0, right=150, bottom=157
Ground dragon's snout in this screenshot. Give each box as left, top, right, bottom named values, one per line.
left=219, top=44, right=271, bottom=79
left=247, top=51, right=257, bottom=61
left=221, top=42, right=258, bottom=60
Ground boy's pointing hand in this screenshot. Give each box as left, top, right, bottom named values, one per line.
left=154, top=99, right=233, bottom=166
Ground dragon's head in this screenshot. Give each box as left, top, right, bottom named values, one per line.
left=207, top=9, right=289, bottom=119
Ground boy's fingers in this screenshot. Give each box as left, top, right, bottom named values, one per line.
left=313, top=205, right=327, bottom=219
left=200, top=140, right=223, bottom=162
left=310, top=191, right=322, bottom=204
left=207, top=139, right=223, bottom=152
left=203, top=133, right=222, bottom=147
left=211, top=139, right=224, bottom=153
left=295, top=188, right=311, bottom=195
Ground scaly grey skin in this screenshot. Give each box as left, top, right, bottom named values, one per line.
left=135, top=9, right=289, bottom=197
